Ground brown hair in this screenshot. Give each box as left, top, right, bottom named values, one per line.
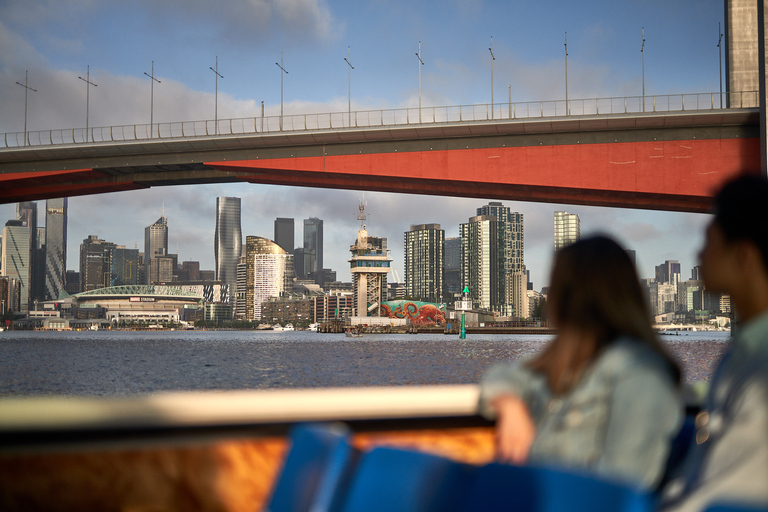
left=528, top=235, right=680, bottom=394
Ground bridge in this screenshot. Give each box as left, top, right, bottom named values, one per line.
left=0, top=91, right=761, bottom=212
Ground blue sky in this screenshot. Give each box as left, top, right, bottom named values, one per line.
left=0, top=0, right=724, bottom=289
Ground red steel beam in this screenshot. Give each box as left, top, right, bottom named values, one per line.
left=209, top=137, right=761, bottom=213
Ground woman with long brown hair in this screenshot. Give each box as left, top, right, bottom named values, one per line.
left=479, top=235, right=682, bottom=489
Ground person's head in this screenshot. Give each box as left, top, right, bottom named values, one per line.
left=701, top=174, right=768, bottom=294
left=530, top=235, right=679, bottom=394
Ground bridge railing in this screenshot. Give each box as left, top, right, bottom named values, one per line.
left=2, top=90, right=758, bottom=149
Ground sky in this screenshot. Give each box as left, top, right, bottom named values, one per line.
left=0, top=0, right=725, bottom=289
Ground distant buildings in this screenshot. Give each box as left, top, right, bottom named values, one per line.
left=303, top=217, right=323, bottom=280
left=245, top=236, right=294, bottom=321
left=79, top=235, right=116, bottom=292
left=2, top=220, right=30, bottom=312
left=274, top=217, right=294, bottom=254
left=214, top=197, right=242, bottom=312
left=443, top=237, right=461, bottom=298
left=144, top=213, right=168, bottom=284
left=44, top=198, right=67, bottom=301
left=460, top=202, right=525, bottom=316
left=404, top=223, right=444, bottom=303
left=554, top=211, right=580, bottom=251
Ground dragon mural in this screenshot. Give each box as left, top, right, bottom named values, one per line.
left=380, top=300, right=446, bottom=326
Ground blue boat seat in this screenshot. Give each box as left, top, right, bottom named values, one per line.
left=461, top=462, right=656, bottom=512
left=334, top=446, right=477, bottom=512
left=265, top=422, right=356, bottom=512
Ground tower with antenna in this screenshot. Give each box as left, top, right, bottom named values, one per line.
left=349, top=201, right=391, bottom=319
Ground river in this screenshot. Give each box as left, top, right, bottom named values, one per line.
left=0, top=330, right=731, bottom=397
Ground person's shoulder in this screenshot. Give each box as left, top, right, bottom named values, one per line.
left=595, top=337, right=673, bottom=379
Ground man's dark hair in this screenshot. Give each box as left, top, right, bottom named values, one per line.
left=713, top=173, right=768, bottom=269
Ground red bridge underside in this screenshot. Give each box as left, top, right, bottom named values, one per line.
left=208, top=137, right=761, bottom=213
left=0, top=137, right=760, bottom=212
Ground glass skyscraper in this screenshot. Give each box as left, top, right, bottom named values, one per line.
left=274, top=217, right=294, bottom=254
left=215, top=197, right=242, bottom=307
left=2, top=220, right=30, bottom=312
left=303, top=217, right=323, bottom=279
left=44, top=198, right=67, bottom=301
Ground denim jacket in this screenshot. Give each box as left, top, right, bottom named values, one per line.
left=478, top=337, right=682, bottom=490
left=662, top=312, right=768, bottom=511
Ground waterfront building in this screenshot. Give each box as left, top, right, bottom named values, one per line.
left=261, top=296, right=314, bottom=325
left=460, top=202, right=524, bottom=315
left=554, top=211, right=580, bottom=251
left=0, top=276, right=18, bottom=315
left=1, top=220, right=30, bottom=312
left=44, top=198, right=68, bottom=301
left=204, top=302, right=232, bottom=323
left=303, top=217, right=323, bottom=281
left=404, top=223, right=444, bottom=303
left=144, top=212, right=168, bottom=284
left=274, top=217, right=294, bottom=254
left=444, top=237, right=461, bottom=298
left=245, top=236, right=294, bottom=321
left=79, top=236, right=117, bottom=292
left=349, top=205, right=390, bottom=318
left=461, top=215, right=504, bottom=313
left=214, top=197, right=242, bottom=313
left=313, top=291, right=353, bottom=322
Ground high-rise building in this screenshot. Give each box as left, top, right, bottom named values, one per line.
left=1, top=220, right=30, bottom=312
left=656, top=260, right=682, bottom=287
left=245, top=236, right=294, bottom=321
left=144, top=213, right=168, bottom=284
left=80, top=235, right=116, bottom=292
left=44, top=198, right=67, bottom=301
left=274, top=217, right=294, bottom=253
left=111, top=247, right=140, bottom=286
left=444, top=237, right=462, bottom=297
left=182, top=261, right=201, bottom=281
left=460, top=202, right=524, bottom=315
left=349, top=207, right=390, bottom=317
left=554, top=211, right=580, bottom=251
left=215, top=197, right=242, bottom=308
left=461, top=215, right=504, bottom=313
left=303, top=217, right=323, bottom=280
left=235, top=255, right=247, bottom=320
left=17, top=201, right=42, bottom=304
left=404, top=223, right=444, bottom=303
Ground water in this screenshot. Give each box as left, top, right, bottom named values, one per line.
left=0, top=330, right=731, bottom=397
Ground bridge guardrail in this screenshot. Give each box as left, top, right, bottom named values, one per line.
left=2, top=91, right=759, bottom=149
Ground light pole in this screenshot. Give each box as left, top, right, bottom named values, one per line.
left=276, top=53, right=288, bottom=131
left=78, top=65, right=98, bottom=142
left=209, top=56, right=223, bottom=135
left=415, top=41, right=424, bottom=123
left=344, top=46, right=354, bottom=127
left=489, top=37, right=496, bottom=119
left=641, top=28, right=645, bottom=112
left=15, top=70, right=37, bottom=146
left=144, top=61, right=161, bottom=138
left=718, top=22, right=724, bottom=108
left=565, top=32, right=569, bottom=116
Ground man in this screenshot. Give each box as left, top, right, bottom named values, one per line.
left=662, top=174, right=768, bottom=510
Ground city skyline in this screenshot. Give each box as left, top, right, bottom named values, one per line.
left=0, top=196, right=707, bottom=294
left=0, top=0, right=719, bottom=288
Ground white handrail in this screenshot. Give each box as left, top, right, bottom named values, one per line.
left=0, top=90, right=758, bottom=149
